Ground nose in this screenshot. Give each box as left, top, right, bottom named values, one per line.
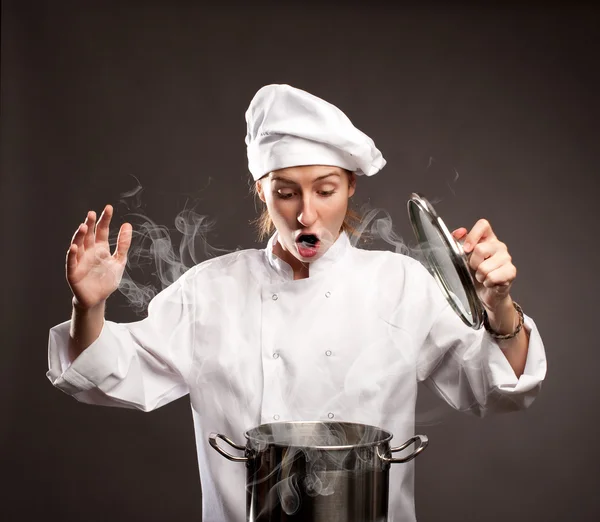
left=297, top=194, right=317, bottom=227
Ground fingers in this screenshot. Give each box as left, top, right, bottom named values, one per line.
left=69, top=206, right=112, bottom=262
left=95, top=204, right=113, bottom=244
left=114, top=223, right=132, bottom=262
left=473, top=251, right=515, bottom=286
left=459, top=218, right=517, bottom=294
left=66, top=244, right=78, bottom=275
left=462, top=219, right=495, bottom=254
left=468, top=240, right=508, bottom=271
left=83, top=211, right=96, bottom=250
left=479, top=263, right=517, bottom=288
left=71, top=223, right=88, bottom=263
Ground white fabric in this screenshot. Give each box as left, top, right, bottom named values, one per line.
left=245, top=84, right=387, bottom=180
left=47, top=232, right=547, bottom=522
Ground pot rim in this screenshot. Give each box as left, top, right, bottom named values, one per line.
left=243, top=420, right=394, bottom=451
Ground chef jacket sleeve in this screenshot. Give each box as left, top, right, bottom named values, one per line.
left=414, top=267, right=547, bottom=417
left=46, top=270, right=196, bottom=412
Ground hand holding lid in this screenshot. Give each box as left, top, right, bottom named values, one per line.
left=450, top=218, right=517, bottom=313
left=407, top=194, right=519, bottom=329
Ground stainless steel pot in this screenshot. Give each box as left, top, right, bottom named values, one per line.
left=209, top=421, right=428, bottom=522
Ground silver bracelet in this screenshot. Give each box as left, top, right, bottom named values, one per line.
left=483, top=301, right=524, bottom=340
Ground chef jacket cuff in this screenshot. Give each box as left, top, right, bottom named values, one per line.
left=485, top=314, right=547, bottom=399
left=46, top=319, right=120, bottom=395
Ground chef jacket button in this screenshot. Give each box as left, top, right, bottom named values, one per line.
left=325, top=350, right=332, bottom=356
left=328, top=413, right=334, bottom=419
left=325, top=291, right=331, bottom=298
left=273, top=352, right=280, bottom=359
left=273, top=414, right=280, bottom=421
left=272, top=294, right=278, bottom=301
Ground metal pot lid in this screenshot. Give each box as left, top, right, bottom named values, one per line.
left=407, top=193, right=485, bottom=329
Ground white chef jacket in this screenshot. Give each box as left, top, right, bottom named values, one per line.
left=47, top=231, right=547, bottom=522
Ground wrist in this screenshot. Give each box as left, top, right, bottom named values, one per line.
left=485, top=298, right=516, bottom=333
left=484, top=300, right=524, bottom=340
left=72, top=296, right=106, bottom=314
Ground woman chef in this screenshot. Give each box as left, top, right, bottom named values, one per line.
left=47, top=84, right=547, bottom=522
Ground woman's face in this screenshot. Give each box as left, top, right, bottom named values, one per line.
left=256, top=165, right=356, bottom=264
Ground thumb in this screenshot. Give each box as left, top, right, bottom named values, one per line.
left=114, top=223, right=133, bottom=262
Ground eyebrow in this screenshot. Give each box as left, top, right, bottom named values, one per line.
left=271, top=172, right=341, bottom=184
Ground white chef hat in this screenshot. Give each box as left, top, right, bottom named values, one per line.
left=245, top=84, right=386, bottom=181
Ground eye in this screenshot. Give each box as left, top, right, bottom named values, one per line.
left=318, top=190, right=336, bottom=197
left=276, top=190, right=295, bottom=199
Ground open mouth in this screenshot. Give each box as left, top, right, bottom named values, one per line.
left=296, top=234, right=320, bottom=258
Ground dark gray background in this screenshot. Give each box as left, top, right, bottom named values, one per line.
left=2, top=1, right=599, bottom=521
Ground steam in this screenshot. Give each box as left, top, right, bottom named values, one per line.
left=111, top=179, right=229, bottom=313
left=426, top=155, right=461, bottom=199
left=276, top=474, right=301, bottom=515
left=350, top=207, right=412, bottom=257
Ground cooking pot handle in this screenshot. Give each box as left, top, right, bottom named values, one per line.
left=379, top=434, right=429, bottom=464
left=209, top=433, right=249, bottom=462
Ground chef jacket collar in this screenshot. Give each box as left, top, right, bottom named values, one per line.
left=265, top=230, right=351, bottom=280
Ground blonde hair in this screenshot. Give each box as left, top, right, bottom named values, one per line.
left=251, top=171, right=362, bottom=242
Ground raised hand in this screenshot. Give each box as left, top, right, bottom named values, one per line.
left=66, top=204, right=132, bottom=310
